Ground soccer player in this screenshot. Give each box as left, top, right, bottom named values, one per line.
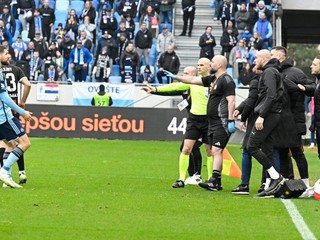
left=0, top=54, right=31, bottom=184
left=142, top=58, right=213, bottom=188
left=0, top=45, right=33, bottom=188
left=164, top=55, right=236, bottom=191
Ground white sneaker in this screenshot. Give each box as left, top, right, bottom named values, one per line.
left=300, top=187, right=314, bottom=198
left=185, top=174, right=202, bottom=185
left=0, top=169, right=22, bottom=188
left=308, top=143, right=315, bottom=149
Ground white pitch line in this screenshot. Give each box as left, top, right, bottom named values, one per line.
left=281, top=199, right=317, bottom=240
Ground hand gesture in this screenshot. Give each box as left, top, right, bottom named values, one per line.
left=140, top=84, right=156, bottom=93
left=22, top=111, right=33, bottom=122
left=163, top=70, right=176, bottom=80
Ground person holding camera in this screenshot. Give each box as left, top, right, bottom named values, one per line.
left=199, top=26, right=216, bottom=60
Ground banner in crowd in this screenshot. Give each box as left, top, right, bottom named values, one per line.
left=37, top=83, right=59, bottom=101
left=21, top=105, right=188, bottom=141
left=72, top=83, right=135, bottom=106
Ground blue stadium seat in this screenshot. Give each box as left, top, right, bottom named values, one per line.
left=109, top=76, right=122, bottom=84
left=55, top=0, right=69, bottom=11
left=34, top=0, right=40, bottom=9
left=49, top=0, right=55, bottom=9
left=70, top=0, right=85, bottom=18
left=113, top=11, right=122, bottom=24
left=111, top=65, right=120, bottom=76
left=92, top=0, right=100, bottom=11
left=54, top=10, right=68, bottom=28
left=21, top=30, right=30, bottom=42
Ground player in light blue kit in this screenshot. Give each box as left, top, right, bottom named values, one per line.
left=0, top=46, right=33, bottom=188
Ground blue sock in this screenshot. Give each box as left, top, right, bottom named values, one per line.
left=3, top=147, right=24, bottom=172
left=2, top=152, right=11, bottom=176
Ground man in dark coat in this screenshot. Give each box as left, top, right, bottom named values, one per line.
left=157, top=45, right=180, bottom=84
left=246, top=49, right=285, bottom=198
left=199, top=26, right=216, bottom=60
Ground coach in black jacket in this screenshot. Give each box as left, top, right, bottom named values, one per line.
left=246, top=49, right=285, bottom=198
left=157, top=45, right=180, bottom=84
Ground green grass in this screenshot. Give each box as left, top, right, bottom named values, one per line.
left=0, top=138, right=319, bottom=240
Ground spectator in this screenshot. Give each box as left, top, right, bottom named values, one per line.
left=29, top=50, right=43, bottom=81
left=117, top=0, right=137, bottom=19
left=135, top=22, right=153, bottom=66
left=247, top=45, right=258, bottom=65
left=92, top=46, right=112, bottom=82
left=247, top=0, right=259, bottom=33
left=91, top=84, right=113, bottom=107
left=43, top=41, right=58, bottom=61
left=65, top=14, right=79, bottom=40
left=138, top=64, right=155, bottom=84
left=139, top=5, right=161, bottom=38
left=39, top=0, right=55, bottom=43
left=199, top=26, right=216, bottom=60
left=220, top=26, right=238, bottom=63
left=69, top=39, right=93, bottom=82
left=12, top=35, right=28, bottom=61
left=180, top=0, right=195, bottom=37
left=253, top=12, right=272, bottom=49
left=80, top=0, right=96, bottom=24
left=226, top=20, right=239, bottom=38
left=269, top=0, right=283, bottom=24
left=44, top=61, right=59, bottom=81
left=247, top=31, right=263, bottom=50
left=79, top=30, right=93, bottom=52
left=78, top=15, right=96, bottom=42
left=115, top=32, right=129, bottom=64
left=28, top=8, right=42, bottom=40
left=21, top=40, right=35, bottom=62
left=119, top=41, right=140, bottom=83
left=124, top=14, right=135, bottom=40
left=99, top=6, right=118, bottom=38
left=0, top=5, right=16, bottom=37
left=235, top=2, right=250, bottom=36
left=257, top=0, right=271, bottom=20
left=115, top=20, right=130, bottom=42
left=17, top=0, right=35, bottom=32
left=229, top=39, right=248, bottom=80
left=54, top=23, right=66, bottom=40
left=96, top=30, right=116, bottom=61
left=53, top=50, right=68, bottom=82
left=0, top=0, right=10, bottom=14
left=68, top=8, right=79, bottom=23
left=2, top=39, right=15, bottom=62
left=159, top=0, right=175, bottom=24
left=138, top=0, right=160, bottom=18
left=0, top=18, right=12, bottom=45
left=59, top=34, right=75, bottom=63
left=157, top=23, right=175, bottom=55
left=240, top=27, right=253, bottom=46
left=32, top=31, right=48, bottom=59
left=217, top=0, right=238, bottom=30
left=157, top=45, right=180, bottom=84
left=213, top=0, right=223, bottom=21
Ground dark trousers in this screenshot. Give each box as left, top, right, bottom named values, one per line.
left=182, top=10, right=195, bottom=34
left=156, top=70, right=172, bottom=84
left=316, top=121, right=320, bottom=158
left=247, top=113, right=280, bottom=169
left=74, top=66, right=88, bottom=82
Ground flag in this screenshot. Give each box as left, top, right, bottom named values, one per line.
left=222, top=149, right=242, bottom=178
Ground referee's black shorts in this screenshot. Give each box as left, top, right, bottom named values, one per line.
left=208, top=118, right=230, bottom=149
left=184, top=114, right=209, bottom=144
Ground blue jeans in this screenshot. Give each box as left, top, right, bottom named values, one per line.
left=240, top=148, right=252, bottom=185
left=160, top=10, right=173, bottom=24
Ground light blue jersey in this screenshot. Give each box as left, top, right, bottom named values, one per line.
left=0, top=70, right=25, bottom=124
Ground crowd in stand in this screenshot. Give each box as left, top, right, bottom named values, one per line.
left=0, top=0, right=282, bottom=84
left=0, top=0, right=179, bottom=83
left=212, top=0, right=283, bottom=85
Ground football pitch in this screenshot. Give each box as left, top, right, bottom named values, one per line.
left=0, top=138, right=319, bottom=240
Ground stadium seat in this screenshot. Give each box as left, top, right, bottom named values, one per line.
left=113, top=11, right=122, bottom=24
left=109, top=76, right=122, bottom=84
left=55, top=0, right=69, bottom=11
left=54, top=10, right=68, bottom=28
left=111, top=65, right=120, bottom=76
left=70, top=0, right=85, bottom=18
left=49, top=0, right=55, bottom=9
left=92, top=0, right=100, bottom=11
left=21, top=30, right=30, bottom=42
left=34, top=0, right=40, bottom=9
